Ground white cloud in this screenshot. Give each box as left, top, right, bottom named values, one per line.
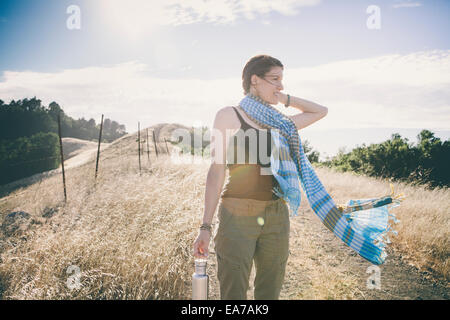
left=284, top=50, right=450, bottom=130
left=96, top=0, right=321, bottom=33
left=0, top=50, right=449, bottom=134
left=0, top=61, right=240, bottom=131
left=392, top=1, right=422, bottom=8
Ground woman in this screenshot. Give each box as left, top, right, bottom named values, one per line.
left=193, top=54, right=328, bottom=300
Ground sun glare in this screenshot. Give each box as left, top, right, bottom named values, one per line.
left=97, top=0, right=168, bottom=40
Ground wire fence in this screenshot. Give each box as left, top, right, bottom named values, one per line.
left=1, top=118, right=178, bottom=203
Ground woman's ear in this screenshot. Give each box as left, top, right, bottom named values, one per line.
left=251, top=74, right=258, bottom=86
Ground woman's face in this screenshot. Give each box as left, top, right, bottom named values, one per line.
left=250, top=66, right=284, bottom=105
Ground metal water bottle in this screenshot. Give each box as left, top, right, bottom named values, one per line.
left=192, top=259, right=209, bottom=300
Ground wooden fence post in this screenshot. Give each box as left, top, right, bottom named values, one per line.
left=57, top=112, right=67, bottom=202
left=95, top=114, right=104, bottom=180
left=138, top=122, right=141, bottom=175
left=147, top=128, right=151, bottom=164
left=191, top=129, right=194, bottom=160
left=152, top=130, right=159, bottom=158
left=164, top=138, right=170, bottom=156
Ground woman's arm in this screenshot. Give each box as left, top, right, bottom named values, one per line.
left=193, top=107, right=234, bottom=258
left=202, top=164, right=226, bottom=225
left=276, top=93, right=328, bottom=130
left=202, top=107, right=232, bottom=224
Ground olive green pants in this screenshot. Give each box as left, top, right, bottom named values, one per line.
left=213, top=197, right=290, bottom=300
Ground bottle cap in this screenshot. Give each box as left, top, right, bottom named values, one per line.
left=194, top=259, right=207, bottom=275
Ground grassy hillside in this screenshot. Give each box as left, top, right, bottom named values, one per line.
left=0, top=124, right=448, bottom=299
left=0, top=138, right=110, bottom=198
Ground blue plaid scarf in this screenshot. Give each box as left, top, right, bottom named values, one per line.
left=238, top=93, right=404, bottom=265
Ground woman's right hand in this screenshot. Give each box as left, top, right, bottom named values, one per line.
left=193, top=230, right=211, bottom=259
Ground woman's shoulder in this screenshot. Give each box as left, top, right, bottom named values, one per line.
left=216, top=105, right=237, bottom=116
left=214, top=106, right=240, bottom=129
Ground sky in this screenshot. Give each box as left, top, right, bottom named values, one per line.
left=0, top=0, right=449, bottom=160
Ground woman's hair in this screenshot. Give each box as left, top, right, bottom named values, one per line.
left=242, top=54, right=284, bottom=95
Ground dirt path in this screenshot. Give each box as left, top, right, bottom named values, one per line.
left=206, top=206, right=449, bottom=300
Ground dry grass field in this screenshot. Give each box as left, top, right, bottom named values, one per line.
left=0, top=125, right=448, bottom=299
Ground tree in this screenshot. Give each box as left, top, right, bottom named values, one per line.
left=414, top=130, right=449, bottom=187
left=118, top=124, right=127, bottom=135
left=326, top=130, right=449, bottom=188
left=48, top=102, right=63, bottom=122
left=302, top=139, right=320, bottom=163
left=26, top=97, right=42, bottom=112
left=103, top=118, right=111, bottom=132
left=110, top=120, right=120, bottom=140
left=88, top=118, right=96, bottom=129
